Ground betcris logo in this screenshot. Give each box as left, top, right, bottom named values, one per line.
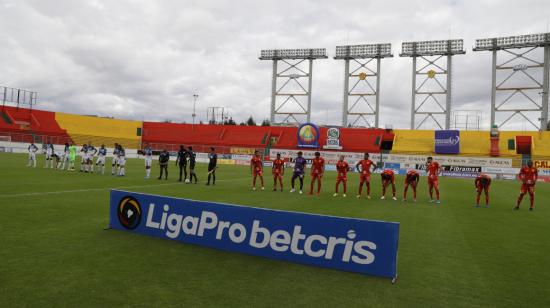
left=435, top=130, right=460, bottom=154
left=109, top=190, right=399, bottom=279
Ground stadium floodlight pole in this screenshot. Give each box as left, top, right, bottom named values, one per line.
left=192, top=94, right=198, bottom=129
left=474, top=33, right=550, bottom=131
left=334, top=43, right=393, bottom=127
left=0, top=85, right=38, bottom=111
left=260, top=48, right=328, bottom=125
left=400, top=39, right=465, bottom=130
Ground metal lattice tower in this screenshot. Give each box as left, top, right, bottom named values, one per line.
left=400, top=39, right=465, bottom=130
left=1, top=86, right=38, bottom=110
left=334, top=44, right=393, bottom=127
left=206, top=107, right=228, bottom=125
left=474, top=33, right=550, bottom=131
left=259, top=49, right=327, bottom=125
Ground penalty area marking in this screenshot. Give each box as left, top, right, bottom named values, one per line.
left=1, top=177, right=248, bottom=198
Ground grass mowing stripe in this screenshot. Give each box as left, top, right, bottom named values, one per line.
left=1, top=177, right=249, bottom=198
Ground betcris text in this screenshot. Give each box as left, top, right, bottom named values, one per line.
left=146, top=203, right=375, bottom=265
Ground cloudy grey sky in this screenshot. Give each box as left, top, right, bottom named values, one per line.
left=1, top=0, right=549, bottom=130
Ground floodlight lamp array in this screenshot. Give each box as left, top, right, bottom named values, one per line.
left=400, top=39, right=465, bottom=56
left=334, top=43, right=393, bottom=59
left=474, top=33, right=550, bottom=51
left=260, top=48, right=327, bottom=60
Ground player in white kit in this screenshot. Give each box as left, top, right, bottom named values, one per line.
left=111, top=143, right=119, bottom=175
left=27, top=143, right=38, bottom=167
left=79, top=144, right=87, bottom=172
left=95, top=144, right=107, bottom=174
left=59, top=143, right=70, bottom=170
left=44, top=142, right=54, bottom=168
left=51, top=151, right=64, bottom=169
left=143, top=143, right=153, bottom=179
left=85, top=143, right=97, bottom=173
left=117, top=145, right=126, bottom=176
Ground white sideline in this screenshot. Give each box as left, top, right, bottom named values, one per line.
left=2, top=177, right=248, bottom=198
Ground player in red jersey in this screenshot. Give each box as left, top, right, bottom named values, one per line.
left=380, top=169, right=397, bottom=200
left=515, top=160, right=538, bottom=211
left=355, top=153, right=376, bottom=199
left=333, top=155, right=349, bottom=197
left=474, top=173, right=492, bottom=208
left=403, top=169, right=420, bottom=202
left=309, top=152, right=325, bottom=196
left=426, top=157, right=441, bottom=204
left=250, top=150, right=264, bottom=191
left=272, top=153, right=285, bottom=192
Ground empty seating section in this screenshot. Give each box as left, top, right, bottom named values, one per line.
left=142, top=122, right=222, bottom=145
left=336, top=128, right=385, bottom=153
left=392, top=130, right=434, bottom=154
left=0, top=106, right=70, bottom=144
left=141, top=123, right=387, bottom=153
left=55, top=113, right=141, bottom=148
left=458, top=131, right=490, bottom=156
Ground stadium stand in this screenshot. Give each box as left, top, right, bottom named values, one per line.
left=141, top=123, right=386, bottom=153
left=0, top=105, right=71, bottom=144
left=2, top=106, right=550, bottom=163
left=55, top=112, right=142, bottom=149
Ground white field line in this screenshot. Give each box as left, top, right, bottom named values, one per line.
left=1, top=177, right=249, bottom=198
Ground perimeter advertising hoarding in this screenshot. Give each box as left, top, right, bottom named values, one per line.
left=110, top=190, right=399, bottom=280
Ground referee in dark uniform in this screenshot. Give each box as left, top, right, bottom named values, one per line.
left=206, top=147, right=218, bottom=185
left=175, top=145, right=188, bottom=182
left=188, top=146, right=198, bottom=184
left=158, top=149, right=170, bottom=180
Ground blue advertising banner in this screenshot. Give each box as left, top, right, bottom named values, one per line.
left=435, top=130, right=460, bottom=154
left=110, top=190, right=399, bottom=279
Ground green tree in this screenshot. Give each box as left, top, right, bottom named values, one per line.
left=246, top=116, right=256, bottom=126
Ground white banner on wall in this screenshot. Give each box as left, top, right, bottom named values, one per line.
left=270, top=149, right=513, bottom=168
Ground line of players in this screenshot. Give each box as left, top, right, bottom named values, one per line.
left=250, top=151, right=539, bottom=210
left=27, top=141, right=220, bottom=184
left=26, top=141, right=127, bottom=176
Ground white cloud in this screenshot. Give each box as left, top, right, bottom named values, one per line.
left=1, top=0, right=549, bottom=130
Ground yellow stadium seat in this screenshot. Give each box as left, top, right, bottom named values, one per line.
left=55, top=113, right=142, bottom=149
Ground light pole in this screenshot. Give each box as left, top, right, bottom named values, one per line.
left=259, top=48, right=327, bottom=125
left=192, top=94, right=199, bottom=129
left=473, top=32, right=550, bottom=130
left=334, top=43, right=393, bottom=127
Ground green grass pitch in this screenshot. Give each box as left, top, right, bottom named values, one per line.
left=1, top=152, right=549, bottom=307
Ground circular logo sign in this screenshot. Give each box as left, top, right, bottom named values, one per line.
left=117, top=196, right=142, bottom=230
left=358, top=72, right=367, bottom=80
left=427, top=70, right=436, bottom=78
left=297, top=123, right=320, bottom=147
left=327, top=127, right=340, bottom=139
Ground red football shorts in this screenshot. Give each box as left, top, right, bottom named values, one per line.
left=476, top=185, right=490, bottom=193
left=337, top=175, right=347, bottom=182
left=520, top=183, right=535, bottom=194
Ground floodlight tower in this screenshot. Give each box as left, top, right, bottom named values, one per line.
left=1, top=85, right=38, bottom=111
left=207, top=107, right=226, bottom=124
left=334, top=44, right=393, bottom=127
left=474, top=33, right=550, bottom=131
left=400, top=39, right=465, bottom=130
left=259, top=49, right=328, bottom=125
